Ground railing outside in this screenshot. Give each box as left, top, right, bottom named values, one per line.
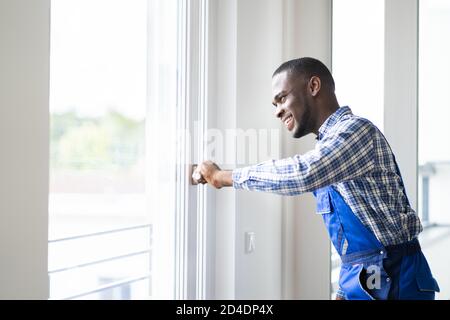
left=48, top=223, right=152, bottom=300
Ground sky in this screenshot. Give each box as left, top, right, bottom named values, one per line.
left=49, top=0, right=148, bottom=120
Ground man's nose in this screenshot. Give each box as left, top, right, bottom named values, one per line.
left=274, top=105, right=284, bottom=119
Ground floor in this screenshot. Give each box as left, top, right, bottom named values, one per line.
left=419, top=225, right=450, bottom=300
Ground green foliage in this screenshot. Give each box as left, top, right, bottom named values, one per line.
left=50, top=109, right=145, bottom=170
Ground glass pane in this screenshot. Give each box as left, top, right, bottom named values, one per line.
left=332, top=0, right=384, bottom=299
left=49, top=0, right=178, bottom=299
left=418, top=0, right=450, bottom=300
left=332, top=0, right=385, bottom=130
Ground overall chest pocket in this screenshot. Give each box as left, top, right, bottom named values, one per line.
left=315, top=188, right=346, bottom=254
left=315, top=188, right=333, bottom=214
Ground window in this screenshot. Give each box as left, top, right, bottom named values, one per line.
left=418, top=0, right=450, bottom=300
left=331, top=0, right=385, bottom=299
left=49, top=0, right=181, bottom=299
left=332, top=0, right=385, bottom=131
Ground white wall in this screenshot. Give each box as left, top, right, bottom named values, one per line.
left=211, top=0, right=238, bottom=299
left=234, top=0, right=283, bottom=300
left=212, top=0, right=283, bottom=299
left=211, top=0, right=332, bottom=299
left=384, top=0, right=418, bottom=210
left=0, top=0, right=50, bottom=299
left=281, top=0, right=332, bottom=299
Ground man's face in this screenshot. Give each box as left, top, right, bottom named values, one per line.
left=271, top=71, right=314, bottom=138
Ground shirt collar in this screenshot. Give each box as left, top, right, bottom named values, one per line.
left=317, top=106, right=352, bottom=140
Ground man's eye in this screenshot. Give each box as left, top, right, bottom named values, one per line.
left=280, top=96, right=286, bottom=103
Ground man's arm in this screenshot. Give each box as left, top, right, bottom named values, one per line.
left=194, top=160, right=233, bottom=188
left=195, top=119, right=375, bottom=195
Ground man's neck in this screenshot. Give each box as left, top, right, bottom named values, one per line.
left=313, top=99, right=340, bottom=135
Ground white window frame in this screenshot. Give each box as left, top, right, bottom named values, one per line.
left=172, top=0, right=213, bottom=300
left=384, top=0, right=419, bottom=210
left=0, top=0, right=50, bottom=299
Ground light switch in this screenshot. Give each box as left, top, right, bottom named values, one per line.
left=245, top=232, right=255, bottom=254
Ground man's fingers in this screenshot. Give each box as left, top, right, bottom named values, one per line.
left=192, top=168, right=208, bottom=185
left=194, top=175, right=207, bottom=184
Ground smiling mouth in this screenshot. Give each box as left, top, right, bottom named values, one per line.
left=284, top=114, right=294, bottom=130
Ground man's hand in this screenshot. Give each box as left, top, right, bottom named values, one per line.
left=192, top=160, right=233, bottom=189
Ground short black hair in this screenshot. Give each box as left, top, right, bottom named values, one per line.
left=273, top=57, right=335, bottom=90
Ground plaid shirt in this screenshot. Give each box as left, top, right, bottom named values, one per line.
left=232, top=106, right=422, bottom=247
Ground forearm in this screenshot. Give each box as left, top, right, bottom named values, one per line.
left=232, top=159, right=306, bottom=196
left=194, top=161, right=233, bottom=188
left=213, top=170, right=233, bottom=188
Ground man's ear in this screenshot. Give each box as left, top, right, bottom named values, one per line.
left=309, top=76, right=321, bottom=97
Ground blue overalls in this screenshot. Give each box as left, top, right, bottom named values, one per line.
left=313, top=185, right=440, bottom=300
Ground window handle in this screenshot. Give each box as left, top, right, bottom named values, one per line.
left=190, top=164, right=202, bottom=185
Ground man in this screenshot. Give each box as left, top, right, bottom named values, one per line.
left=192, top=57, right=440, bottom=300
